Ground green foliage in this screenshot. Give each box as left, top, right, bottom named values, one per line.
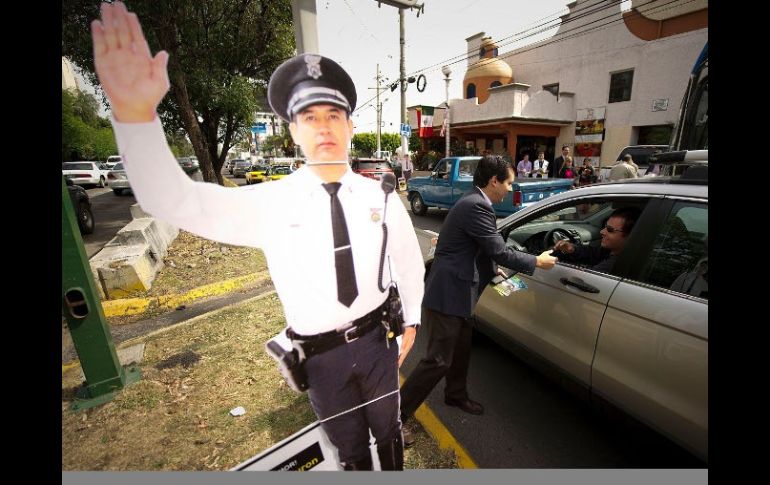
left=352, top=132, right=376, bottom=155
left=62, top=89, right=117, bottom=162
left=62, top=0, right=296, bottom=181
left=352, top=132, right=402, bottom=156
left=409, top=131, right=421, bottom=153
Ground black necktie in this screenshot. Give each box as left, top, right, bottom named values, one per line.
left=322, top=182, right=358, bottom=307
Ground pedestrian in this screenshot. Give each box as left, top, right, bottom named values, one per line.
left=608, top=154, right=639, bottom=181
left=399, top=155, right=558, bottom=444
left=577, top=157, right=596, bottom=186
left=552, top=144, right=571, bottom=178
left=90, top=1, right=425, bottom=471
left=558, top=156, right=577, bottom=180
left=516, top=153, right=532, bottom=178
left=532, top=151, right=549, bottom=178
left=402, top=153, right=413, bottom=183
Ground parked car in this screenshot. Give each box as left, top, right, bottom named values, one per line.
left=425, top=170, right=708, bottom=461
left=232, top=160, right=253, bottom=178
left=245, top=164, right=270, bottom=184
left=177, top=157, right=199, bottom=174
left=107, top=162, right=132, bottom=195
left=227, top=158, right=246, bottom=175
left=65, top=178, right=95, bottom=234
left=265, top=165, right=292, bottom=181
left=407, top=156, right=573, bottom=217
left=62, top=161, right=110, bottom=188
left=350, top=157, right=393, bottom=182
left=105, top=155, right=123, bottom=169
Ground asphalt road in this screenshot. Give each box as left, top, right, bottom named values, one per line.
left=81, top=186, right=136, bottom=258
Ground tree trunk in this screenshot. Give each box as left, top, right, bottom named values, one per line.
left=155, top=21, right=220, bottom=185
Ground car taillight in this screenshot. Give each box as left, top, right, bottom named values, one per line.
left=513, top=190, right=522, bottom=207
left=74, top=173, right=90, bottom=178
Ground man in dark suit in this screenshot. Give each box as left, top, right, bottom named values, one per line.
left=399, top=155, right=558, bottom=436
left=551, top=144, right=571, bottom=178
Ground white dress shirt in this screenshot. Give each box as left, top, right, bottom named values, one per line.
left=112, top=117, right=425, bottom=335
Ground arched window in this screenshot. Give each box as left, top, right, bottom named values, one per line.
left=479, top=46, right=486, bottom=58
left=493, top=48, right=499, bottom=57
left=466, top=83, right=477, bottom=98
left=490, top=81, right=502, bottom=88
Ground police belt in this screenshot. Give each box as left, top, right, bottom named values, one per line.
left=285, top=299, right=388, bottom=359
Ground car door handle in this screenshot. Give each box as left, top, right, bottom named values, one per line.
left=559, top=277, right=600, bottom=293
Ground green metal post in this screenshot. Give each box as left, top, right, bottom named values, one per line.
left=61, top=176, right=141, bottom=410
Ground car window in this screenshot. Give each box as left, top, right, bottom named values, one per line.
left=503, top=197, right=648, bottom=275
left=63, top=163, right=95, bottom=170
left=637, top=201, right=708, bottom=299
left=433, top=159, right=453, bottom=179
left=458, top=159, right=479, bottom=177
left=112, top=163, right=124, bottom=170
left=357, top=161, right=389, bottom=170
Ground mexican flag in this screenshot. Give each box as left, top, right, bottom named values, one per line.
left=417, top=106, right=434, bottom=138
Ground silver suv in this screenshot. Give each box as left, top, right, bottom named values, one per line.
left=432, top=173, right=708, bottom=461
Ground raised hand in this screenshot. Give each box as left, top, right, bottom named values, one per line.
left=91, top=1, right=170, bottom=122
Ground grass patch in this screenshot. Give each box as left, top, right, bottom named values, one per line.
left=63, top=294, right=458, bottom=470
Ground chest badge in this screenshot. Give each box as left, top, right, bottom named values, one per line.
left=370, top=208, right=382, bottom=222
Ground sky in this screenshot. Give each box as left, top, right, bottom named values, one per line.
left=315, top=0, right=574, bottom=134
left=73, top=0, right=588, bottom=130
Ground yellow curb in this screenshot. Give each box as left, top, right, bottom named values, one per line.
left=222, top=177, right=238, bottom=187
left=100, top=272, right=268, bottom=318
left=399, top=374, right=478, bottom=469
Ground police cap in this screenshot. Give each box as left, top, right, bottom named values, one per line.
left=268, top=54, right=357, bottom=122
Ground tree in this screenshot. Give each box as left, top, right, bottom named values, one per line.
left=352, top=132, right=376, bottom=156
left=62, top=0, right=295, bottom=185
left=62, top=89, right=118, bottom=162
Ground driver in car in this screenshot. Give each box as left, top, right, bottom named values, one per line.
left=552, top=206, right=640, bottom=273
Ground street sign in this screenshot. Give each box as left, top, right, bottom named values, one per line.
left=400, top=123, right=411, bottom=137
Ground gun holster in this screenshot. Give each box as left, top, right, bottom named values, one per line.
left=265, top=340, right=309, bottom=393
left=385, top=286, right=405, bottom=338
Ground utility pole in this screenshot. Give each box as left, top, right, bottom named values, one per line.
left=399, top=8, right=407, bottom=158
left=368, top=64, right=386, bottom=156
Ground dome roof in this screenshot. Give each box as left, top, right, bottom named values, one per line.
left=464, top=57, right=513, bottom=80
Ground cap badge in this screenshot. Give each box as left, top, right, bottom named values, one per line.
left=305, top=55, right=322, bottom=79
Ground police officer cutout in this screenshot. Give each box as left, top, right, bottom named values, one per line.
left=91, top=2, right=424, bottom=471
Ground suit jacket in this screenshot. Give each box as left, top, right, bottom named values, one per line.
left=423, top=187, right=537, bottom=318
left=552, top=155, right=566, bottom=178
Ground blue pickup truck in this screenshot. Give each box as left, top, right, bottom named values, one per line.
left=406, top=156, right=574, bottom=217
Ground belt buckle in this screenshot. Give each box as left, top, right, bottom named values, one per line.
left=344, top=326, right=359, bottom=343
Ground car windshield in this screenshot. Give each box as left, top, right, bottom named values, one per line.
left=357, top=161, right=389, bottom=170
left=63, top=163, right=94, bottom=170
left=112, top=163, right=124, bottom=170
left=273, top=166, right=291, bottom=174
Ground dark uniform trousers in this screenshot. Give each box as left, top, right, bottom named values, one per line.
left=399, top=307, right=474, bottom=421
left=304, top=324, right=402, bottom=468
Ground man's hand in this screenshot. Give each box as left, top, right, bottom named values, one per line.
left=398, top=326, right=417, bottom=368
left=553, top=239, right=574, bottom=254
left=91, top=1, right=169, bottom=123
left=535, top=249, right=558, bottom=269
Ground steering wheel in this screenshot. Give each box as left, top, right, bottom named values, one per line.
left=507, top=237, right=526, bottom=252
left=543, top=227, right=579, bottom=249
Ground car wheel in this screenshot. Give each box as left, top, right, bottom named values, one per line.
left=113, top=189, right=123, bottom=195
left=98, top=176, right=106, bottom=188
left=410, top=193, right=428, bottom=216
left=78, top=203, right=95, bottom=235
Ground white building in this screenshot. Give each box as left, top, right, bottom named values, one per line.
left=62, top=57, right=79, bottom=92
left=409, top=0, right=707, bottom=171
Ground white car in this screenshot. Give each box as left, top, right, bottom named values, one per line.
left=104, top=155, right=123, bottom=169
left=62, top=161, right=110, bottom=188
left=107, top=162, right=131, bottom=195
